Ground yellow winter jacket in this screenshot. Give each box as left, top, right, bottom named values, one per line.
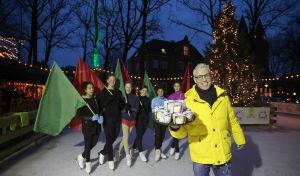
left=169, top=85, right=246, bottom=165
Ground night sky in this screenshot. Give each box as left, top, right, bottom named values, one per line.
left=48, top=0, right=300, bottom=67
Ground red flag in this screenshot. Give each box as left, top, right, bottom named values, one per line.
left=69, top=58, right=105, bottom=131
left=181, top=63, right=191, bottom=93
left=120, top=59, right=132, bottom=82
left=73, top=59, right=105, bottom=95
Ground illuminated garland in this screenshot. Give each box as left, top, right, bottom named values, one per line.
left=0, top=36, right=19, bottom=60
left=262, top=74, right=300, bottom=81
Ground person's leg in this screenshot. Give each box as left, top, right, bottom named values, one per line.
left=154, top=122, right=161, bottom=150
left=82, top=128, right=93, bottom=162
left=104, top=122, right=115, bottom=161
left=171, top=138, right=179, bottom=152
left=159, top=125, right=168, bottom=159
left=123, top=125, right=132, bottom=156
left=100, top=123, right=110, bottom=156
left=160, top=125, right=167, bottom=147
left=119, top=123, right=128, bottom=154
left=91, top=126, right=100, bottom=149
left=136, top=120, right=145, bottom=152
left=113, top=120, right=121, bottom=142
left=132, top=122, right=139, bottom=150
left=212, top=162, right=232, bottom=176
left=193, top=162, right=211, bottom=176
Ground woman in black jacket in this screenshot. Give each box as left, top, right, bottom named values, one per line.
left=98, top=74, right=124, bottom=170
left=76, top=81, right=102, bottom=174
left=132, top=85, right=151, bottom=162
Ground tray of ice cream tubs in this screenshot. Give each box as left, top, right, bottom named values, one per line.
left=153, top=100, right=195, bottom=126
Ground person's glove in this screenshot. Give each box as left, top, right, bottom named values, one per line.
left=91, top=114, right=99, bottom=121
left=91, top=114, right=103, bottom=124
left=97, top=115, right=104, bottom=124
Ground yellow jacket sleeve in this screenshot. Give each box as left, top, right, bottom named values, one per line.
left=226, top=96, right=246, bottom=145
left=169, top=126, right=187, bottom=139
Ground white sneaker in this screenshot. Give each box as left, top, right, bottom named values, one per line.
left=85, top=162, right=91, bottom=174
left=155, top=149, right=161, bottom=162
left=175, top=152, right=180, bottom=160
left=76, top=154, right=85, bottom=169
left=99, top=153, right=105, bottom=165
left=108, top=161, right=114, bottom=170
left=126, top=155, right=132, bottom=167
left=139, top=152, right=147, bottom=162
left=169, top=147, right=175, bottom=156
left=161, top=152, right=168, bottom=159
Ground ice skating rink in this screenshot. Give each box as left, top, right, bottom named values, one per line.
left=1, top=113, right=300, bottom=176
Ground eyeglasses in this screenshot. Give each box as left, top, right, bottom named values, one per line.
left=194, top=74, right=211, bottom=80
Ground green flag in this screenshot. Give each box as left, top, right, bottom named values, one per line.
left=34, top=62, right=86, bottom=136
left=114, top=59, right=125, bottom=97
left=143, top=71, right=157, bottom=130
left=143, top=71, right=156, bottom=99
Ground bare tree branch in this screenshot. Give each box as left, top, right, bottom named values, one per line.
left=171, top=0, right=222, bottom=38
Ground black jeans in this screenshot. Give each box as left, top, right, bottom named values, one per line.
left=133, top=114, right=149, bottom=152
left=82, top=121, right=101, bottom=162
left=99, top=119, right=121, bottom=161
left=154, top=122, right=167, bottom=150
left=171, top=138, right=180, bottom=152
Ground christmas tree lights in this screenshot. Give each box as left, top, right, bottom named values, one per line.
left=208, top=1, right=258, bottom=106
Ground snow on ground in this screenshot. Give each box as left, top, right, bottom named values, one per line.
left=1, top=113, right=300, bottom=176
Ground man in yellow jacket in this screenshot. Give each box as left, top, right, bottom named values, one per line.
left=169, top=63, right=245, bottom=176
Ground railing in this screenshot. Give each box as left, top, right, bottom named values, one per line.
left=271, top=102, right=300, bottom=116
left=10, top=98, right=40, bottom=112
left=0, top=111, right=46, bottom=161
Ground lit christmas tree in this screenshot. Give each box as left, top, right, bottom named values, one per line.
left=208, top=1, right=258, bottom=106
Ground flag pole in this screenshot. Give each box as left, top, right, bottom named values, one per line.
left=86, top=104, right=95, bottom=115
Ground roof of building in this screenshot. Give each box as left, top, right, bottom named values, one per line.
left=129, top=36, right=204, bottom=61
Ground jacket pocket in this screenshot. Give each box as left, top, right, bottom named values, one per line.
left=222, top=131, right=232, bottom=155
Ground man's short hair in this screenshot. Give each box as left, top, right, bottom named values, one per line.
left=193, top=63, right=211, bottom=76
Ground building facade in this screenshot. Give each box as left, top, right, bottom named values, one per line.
left=128, top=36, right=204, bottom=79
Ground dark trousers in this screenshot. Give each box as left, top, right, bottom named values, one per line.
left=82, top=121, right=101, bottom=162
left=133, top=114, right=149, bottom=152
left=171, top=138, right=180, bottom=152
left=100, top=119, right=121, bottom=161
left=154, top=122, right=167, bottom=150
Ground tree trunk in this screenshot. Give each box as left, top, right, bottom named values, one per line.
left=83, top=27, right=88, bottom=62
left=140, top=0, right=148, bottom=76
left=45, top=45, right=51, bottom=66
left=18, top=8, right=23, bottom=61
left=32, top=0, right=38, bottom=65
left=103, top=24, right=110, bottom=71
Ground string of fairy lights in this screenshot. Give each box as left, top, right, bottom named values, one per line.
left=2, top=55, right=299, bottom=83
left=1, top=36, right=299, bottom=83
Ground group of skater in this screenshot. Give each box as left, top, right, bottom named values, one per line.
left=75, top=63, right=246, bottom=176
left=76, top=74, right=185, bottom=174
